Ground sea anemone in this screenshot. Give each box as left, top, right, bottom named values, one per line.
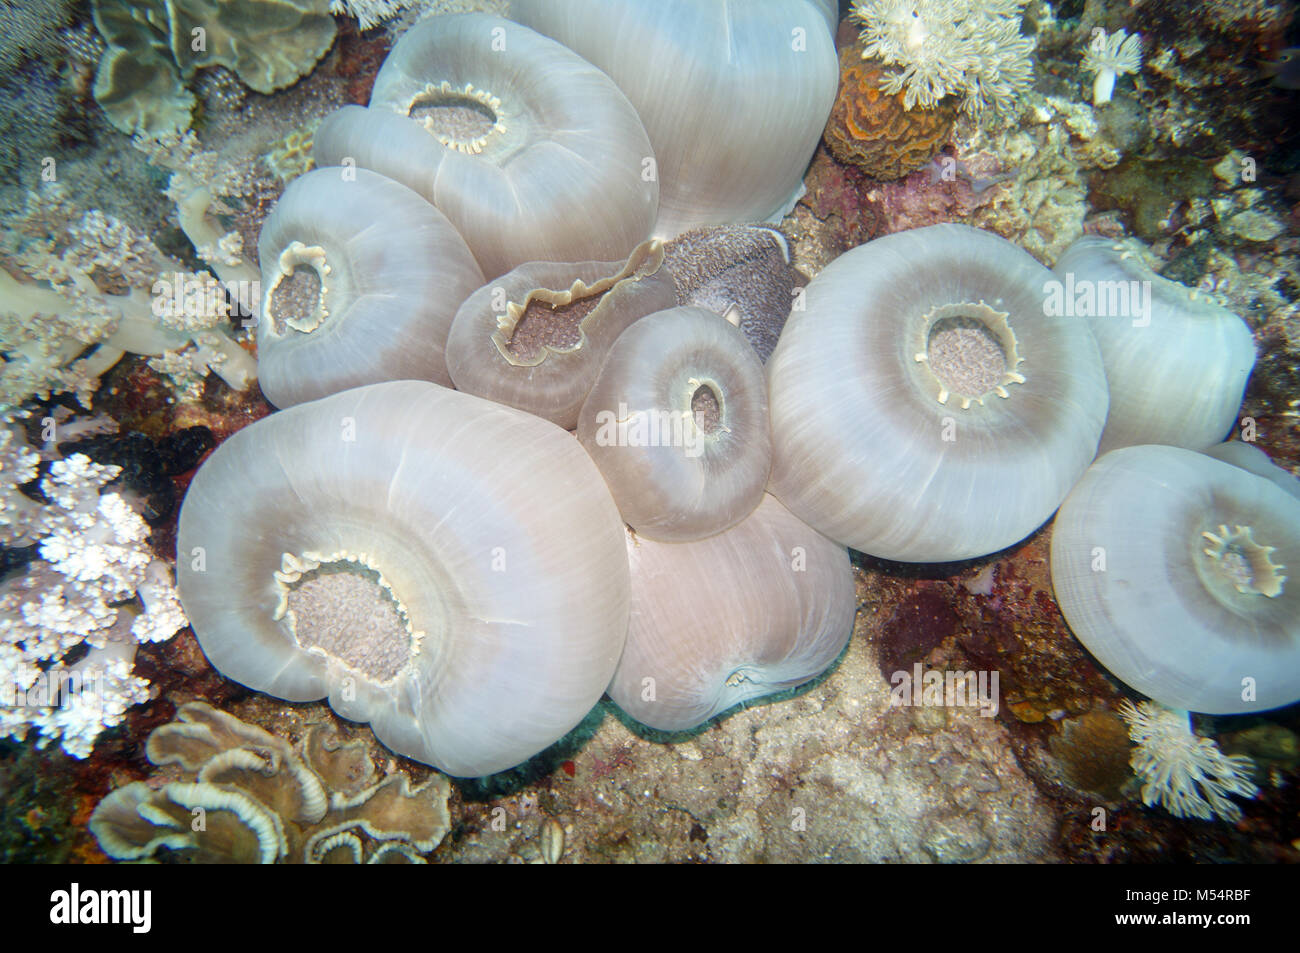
left=256, top=167, right=484, bottom=408
left=176, top=380, right=630, bottom=777
left=312, top=13, right=658, bottom=278
left=1205, top=440, right=1300, bottom=501
left=1051, top=444, right=1300, bottom=715
left=608, top=494, right=854, bottom=731
left=767, top=223, right=1109, bottom=562
left=512, top=0, right=839, bottom=237
left=577, top=306, right=772, bottom=542
left=1052, top=236, right=1254, bottom=454
left=444, top=240, right=678, bottom=429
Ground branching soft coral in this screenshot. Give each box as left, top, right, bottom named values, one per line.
left=0, top=137, right=262, bottom=409
left=1081, top=28, right=1142, bottom=106
left=0, top=416, right=186, bottom=757
left=850, top=0, right=1036, bottom=117
left=1119, top=700, right=1258, bottom=823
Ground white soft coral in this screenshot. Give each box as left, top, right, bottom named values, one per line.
left=1082, top=28, right=1142, bottom=106
left=1119, top=700, right=1258, bottom=822
left=1, top=427, right=187, bottom=757
left=851, top=0, right=1037, bottom=117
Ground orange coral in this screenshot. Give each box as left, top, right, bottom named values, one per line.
left=824, top=50, right=957, bottom=180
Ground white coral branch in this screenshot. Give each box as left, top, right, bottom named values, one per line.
left=1119, top=700, right=1258, bottom=823
left=1, top=429, right=187, bottom=758
left=851, top=0, right=1036, bottom=117
left=1082, top=28, right=1142, bottom=106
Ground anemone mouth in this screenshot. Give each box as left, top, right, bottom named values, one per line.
left=913, top=301, right=1026, bottom=409
left=265, top=241, right=330, bottom=335
left=690, top=381, right=724, bottom=436
left=273, top=550, right=425, bottom=685
left=678, top=375, right=728, bottom=441
left=489, top=242, right=665, bottom=368
left=495, top=290, right=598, bottom=365
left=407, top=81, right=506, bottom=155
left=1199, top=524, right=1287, bottom=599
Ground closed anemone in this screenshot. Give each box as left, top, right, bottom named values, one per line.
left=1205, top=440, right=1300, bottom=502
left=1052, top=236, right=1256, bottom=453
left=608, top=493, right=854, bottom=732
left=577, top=306, right=772, bottom=541
left=513, top=0, right=839, bottom=237
left=312, top=13, right=658, bottom=278
left=767, top=223, right=1109, bottom=562
left=176, top=381, right=630, bottom=777
left=256, top=167, right=484, bottom=408
left=445, top=240, right=678, bottom=429
left=1051, top=444, right=1300, bottom=714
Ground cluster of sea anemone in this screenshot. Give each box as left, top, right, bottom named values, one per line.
left=174, top=3, right=1300, bottom=782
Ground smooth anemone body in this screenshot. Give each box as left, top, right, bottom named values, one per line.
left=767, top=224, right=1109, bottom=562
left=1051, top=444, right=1300, bottom=714
left=578, top=305, right=773, bottom=541
left=1053, top=236, right=1255, bottom=453
left=512, top=0, right=839, bottom=237
left=176, top=381, right=631, bottom=777
left=256, top=167, right=484, bottom=409
left=609, top=493, right=854, bottom=731
left=1205, top=440, right=1300, bottom=502
left=313, top=13, right=658, bottom=278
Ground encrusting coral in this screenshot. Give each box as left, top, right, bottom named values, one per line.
left=90, top=0, right=337, bottom=134
left=89, top=701, right=452, bottom=862
left=823, top=47, right=958, bottom=180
